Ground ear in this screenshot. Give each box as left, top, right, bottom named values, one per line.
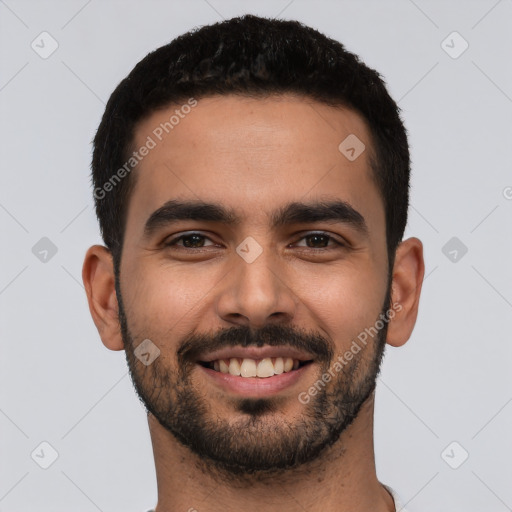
left=82, top=245, right=124, bottom=351
left=386, top=237, right=425, bottom=347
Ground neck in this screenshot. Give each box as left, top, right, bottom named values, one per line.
left=148, top=392, right=395, bottom=512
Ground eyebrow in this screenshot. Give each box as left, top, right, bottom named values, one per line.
left=143, top=199, right=368, bottom=238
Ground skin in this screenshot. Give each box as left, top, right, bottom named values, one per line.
left=82, top=94, right=424, bottom=512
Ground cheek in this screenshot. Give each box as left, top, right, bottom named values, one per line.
left=301, top=263, right=386, bottom=347
left=121, top=261, right=215, bottom=336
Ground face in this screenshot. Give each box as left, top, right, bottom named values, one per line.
left=117, top=94, right=391, bottom=476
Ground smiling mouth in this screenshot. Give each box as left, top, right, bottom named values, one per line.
left=198, top=357, right=314, bottom=378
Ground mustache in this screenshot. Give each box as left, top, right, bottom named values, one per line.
left=177, top=323, right=333, bottom=365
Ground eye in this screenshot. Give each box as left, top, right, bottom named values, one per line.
left=164, top=232, right=217, bottom=249
left=293, top=232, right=345, bottom=249
left=163, top=231, right=345, bottom=251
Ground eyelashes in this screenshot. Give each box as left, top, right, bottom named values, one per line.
left=164, top=231, right=346, bottom=251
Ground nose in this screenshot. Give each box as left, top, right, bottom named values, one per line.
left=214, top=243, right=298, bottom=329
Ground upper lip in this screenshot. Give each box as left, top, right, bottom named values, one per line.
left=197, top=346, right=315, bottom=363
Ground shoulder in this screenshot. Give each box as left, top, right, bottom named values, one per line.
left=382, top=483, right=408, bottom=512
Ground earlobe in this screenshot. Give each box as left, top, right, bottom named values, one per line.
left=82, top=245, right=124, bottom=351
left=386, top=237, right=425, bottom=348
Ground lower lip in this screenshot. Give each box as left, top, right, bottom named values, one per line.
left=197, top=363, right=312, bottom=397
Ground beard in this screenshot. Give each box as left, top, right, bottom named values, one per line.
left=116, top=275, right=391, bottom=479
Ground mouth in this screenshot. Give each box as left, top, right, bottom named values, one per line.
left=195, top=346, right=315, bottom=397
left=198, top=357, right=314, bottom=378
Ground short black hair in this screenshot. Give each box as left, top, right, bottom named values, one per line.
left=91, top=14, right=410, bottom=273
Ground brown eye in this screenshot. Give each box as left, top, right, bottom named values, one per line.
left=294, top=232, right=344, bottom=249
left=165, top=233, right=216, bottom=248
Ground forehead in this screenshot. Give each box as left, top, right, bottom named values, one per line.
left=126, top=94, right=383, bottom=234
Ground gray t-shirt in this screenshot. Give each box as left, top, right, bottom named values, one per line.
left=143, top=484, right=408, bottom=511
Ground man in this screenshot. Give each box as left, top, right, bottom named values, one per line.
left=82, top=14, right=424, bottom=512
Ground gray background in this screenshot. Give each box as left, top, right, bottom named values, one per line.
left=1, top=0, right=511, bottom=511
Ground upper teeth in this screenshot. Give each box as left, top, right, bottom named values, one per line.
left=211, top=357, right=300, bottom=378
